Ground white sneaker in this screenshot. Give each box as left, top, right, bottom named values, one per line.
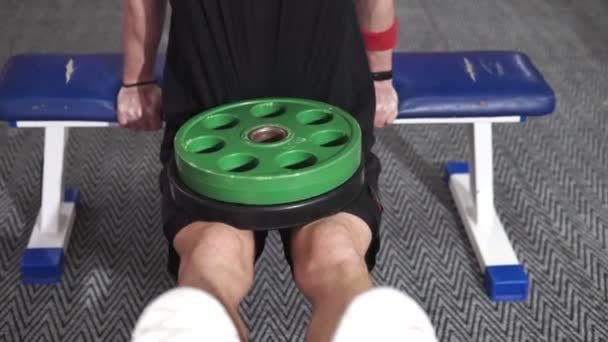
left=332, top=287, right=438, bottom=342
left=131, top=287, right=240, bottom=342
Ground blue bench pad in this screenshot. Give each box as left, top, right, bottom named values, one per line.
left=0, top=51, right=554, bottom=122
left=0, top=54, right=164, bottom=122
left=393, top=51, right=555, bottom=118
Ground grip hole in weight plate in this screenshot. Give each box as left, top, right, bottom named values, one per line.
left=202, top=114, right=240, bottom=130
left=276, top=151, right=317, bottom=170
left=251, top=102, right=286, bottom=118
left=296, top=110, right=333, bottom=125
left=219, top=154, right=259, bottom=172
left=186, top=136, right=226, bottom=154
left=310, top=131, right=349, bottom=147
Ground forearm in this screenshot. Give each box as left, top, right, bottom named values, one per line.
left=122, top=0, right=167, bottom=83
left=355, top=0, right=396, bottom=72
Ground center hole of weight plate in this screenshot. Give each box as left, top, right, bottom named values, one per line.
left=248, top=126, right=289, bottom=144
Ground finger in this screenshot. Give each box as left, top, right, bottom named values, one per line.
left=123, top=120, right=135, bottom=130
left=129, top=109, right=145, bottom=129
left=117, top=106, right=130, bottom=127
left=120, top=115, right=134, bottom=128
left=381, top=115, right=390, bottom=128
left=376, top=103, right=391, bottom=128
left=374, top=116, right=384, bottom=128
left=142, top=108, right=161, bottom=131
left=117, top=113, right=128, bottom=127
left=384, top=115, right=392, bottom=127
left=133, top=112, right=148, bottom=130
left=123, top=110, right=142, bottom=130
left=385, top=109, right=397, bottom=126
left=382, top=109, right=395, bottom=127
left=374, top=107, right=385, bottom=128
left=124, top=113, right=141, bottom=129
left=135, top=108, right=151, bottom=131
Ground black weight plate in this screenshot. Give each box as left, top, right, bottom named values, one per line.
left=167, top=157, right=365, bottom=231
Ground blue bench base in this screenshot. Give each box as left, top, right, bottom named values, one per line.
left=20, top=188, right=80, bottom=284
left=21, top=248, right=65, bottom=284
left=485, top=265, right=529, bottom=302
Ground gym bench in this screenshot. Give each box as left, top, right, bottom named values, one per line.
left=0, top=51, right=555, bottom=301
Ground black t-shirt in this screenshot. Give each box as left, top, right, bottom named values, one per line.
left=160, top=0, right=380, bottom=190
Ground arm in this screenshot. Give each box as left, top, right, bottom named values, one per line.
left=355, top=0, right=398, bottom=128
left=122, top=0, right=167, bottom=84
left=355, top=0, right=395, bottom=74
left=117, top=0, right=167, bottom=130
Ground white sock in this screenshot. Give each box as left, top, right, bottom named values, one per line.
left=332, top=287, right=438, bottom=342
left=131, top=287, right=240, bottom=342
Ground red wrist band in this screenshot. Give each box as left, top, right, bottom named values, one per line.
left=360, top=18, right=399, bottom=51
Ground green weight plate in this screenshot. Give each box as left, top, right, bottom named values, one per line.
left=174, top=98, right=362, bottom=205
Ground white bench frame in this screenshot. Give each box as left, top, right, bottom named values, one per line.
left=14, top=115, right=528, bottom=301
left=395, top=116, right=522, bottom=269
left=15, top=121, right=115, bottom=284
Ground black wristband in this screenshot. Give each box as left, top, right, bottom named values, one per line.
left=371, top=70, right=393, bottom=81
left=121, top=80, right=157, bottom=88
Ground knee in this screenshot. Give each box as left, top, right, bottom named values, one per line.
left=174, top=222, right=255, bottom=286
left=292, top=219, right=367, bottom=292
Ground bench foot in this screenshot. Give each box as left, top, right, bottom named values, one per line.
left=485, top=265, right=528, bottom=302
left=20, top=188, right=79, bottom=284
left=21, top=248, right=65, bottom=284
left=445, top=161, right=528, bottom=302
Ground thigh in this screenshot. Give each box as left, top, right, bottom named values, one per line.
left=172, top=221, right=256, bottom=261
left=291, top=212, right=373, bottom=261
left=161, top=190, right=269, bottom=280
left=281, top=182, right=384, bottom=272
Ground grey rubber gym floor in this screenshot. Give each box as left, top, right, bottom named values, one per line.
left=1, top=0, right=607, bottom=341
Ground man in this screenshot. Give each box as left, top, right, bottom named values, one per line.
left=118, top=0, right=437, bottom=341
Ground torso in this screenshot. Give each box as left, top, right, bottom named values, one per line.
left=160, top=0, right=380, bottom=187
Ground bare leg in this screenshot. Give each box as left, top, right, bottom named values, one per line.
left=290, top=213, right=374, bottom=342
left=173, top=222, right=256, bottom=342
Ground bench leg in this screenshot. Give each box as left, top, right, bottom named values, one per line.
left=20, top=127, right=79, bottom=284
left=445, top=122, right=529, bottom=302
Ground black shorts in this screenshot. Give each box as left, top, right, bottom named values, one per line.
left=160, top=155, right=384, bottom=280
